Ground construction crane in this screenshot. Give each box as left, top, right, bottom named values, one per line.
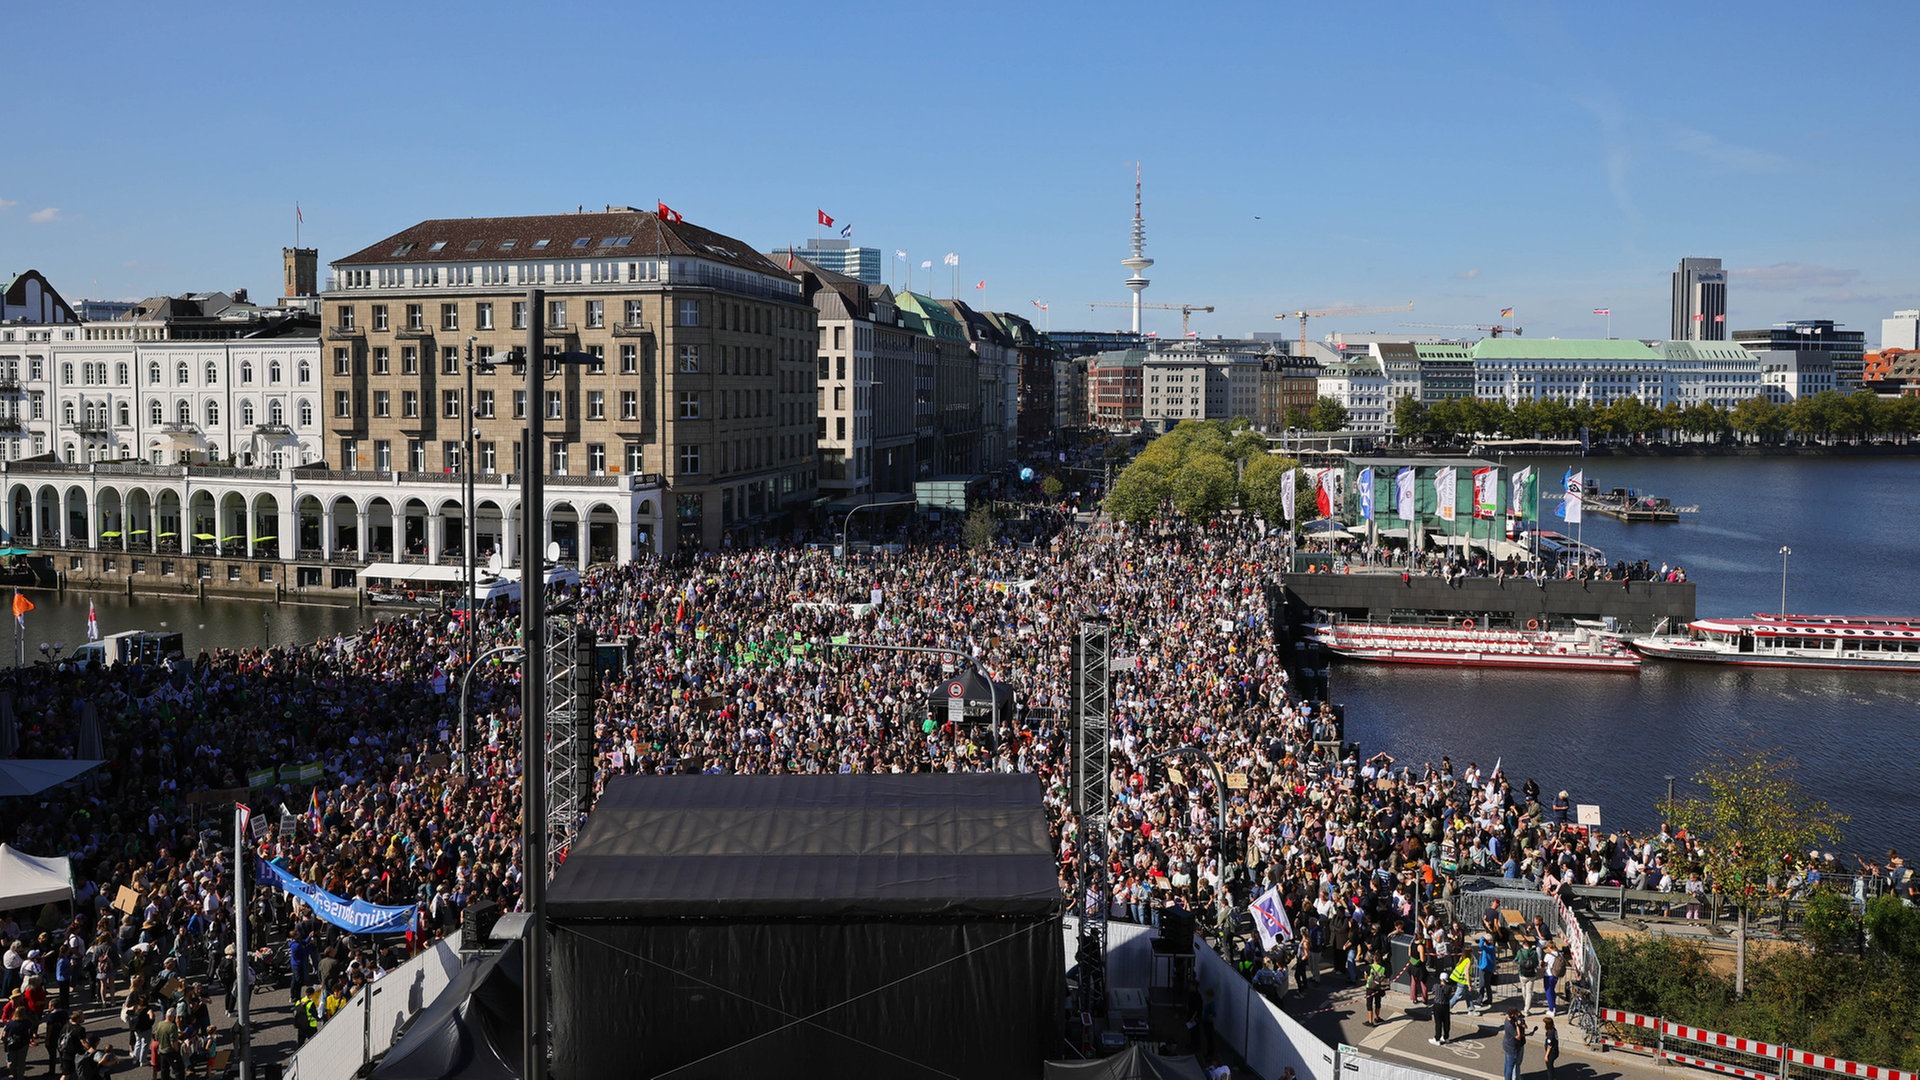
left=1087, top=301, right=1215, bottom=336
left=1400, top=321, right=1524, bottom=338
left=1274, top=301, right=1414, bottom=351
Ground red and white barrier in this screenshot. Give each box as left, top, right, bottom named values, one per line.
left=1591, top=1009, right=1919, bottom=1080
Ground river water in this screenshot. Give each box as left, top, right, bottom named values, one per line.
left=1335, top=453, right=1920, bottom=861
left=21, top=454, right=1919, bottom=858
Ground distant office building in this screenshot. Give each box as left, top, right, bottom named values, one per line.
left=770, top=240, right=881, bottom=284
left=75, top=299, right=138, bottom=323
left=1470, top=338, right=1760, bottom=409
left=1882, top=309, right=1920, bottom=351
left=1733, top=321, right=1863, bottom=401
left=1672, top=257, right=1728, bottom=341
left=1315, top=356, right=1389, bottom=432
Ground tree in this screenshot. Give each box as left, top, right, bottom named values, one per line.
left=1392, top=395, right=1429, bottom=440
left=1670, top=749, right=1849, bottom=994
left=1105, top=462, right=1169, bottom=525
left=1040, top=475, right=1064, bottom=501
left=963, top=505, right=997, bottom=552
left=1307, top=396, right=1350, bottom=432
left=1239, top=454, right=1292, bottom=525
left=1730, top=395, right=1785, bottom=445
left=1170, top=452, right=1236, bottom=521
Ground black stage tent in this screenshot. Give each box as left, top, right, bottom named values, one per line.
left=547, top=772, right=1065, bottom=1079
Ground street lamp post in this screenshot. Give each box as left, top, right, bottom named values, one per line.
left=459, top=644, right=526, bottom=781
left=1778, top=545, right=1792, bottom=616
left=838, top=496, right=917, bottom=562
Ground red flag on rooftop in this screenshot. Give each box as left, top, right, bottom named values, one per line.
left=817, top=209, right=834, bottom=228
left=656, top=201, right=683, bottom=224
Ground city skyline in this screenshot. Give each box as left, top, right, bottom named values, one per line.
left=3, top=0, right=1915, bottom=343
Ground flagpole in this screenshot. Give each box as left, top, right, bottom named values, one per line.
left=236, top=803, right=253, bottom=1080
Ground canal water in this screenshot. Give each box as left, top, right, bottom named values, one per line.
left=1336, top=453, right=1920, bottom=861
left=21, top=454, right=1919, bottom=858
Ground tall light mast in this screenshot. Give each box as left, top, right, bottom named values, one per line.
left=1121, top=163, right=1153, bottom=335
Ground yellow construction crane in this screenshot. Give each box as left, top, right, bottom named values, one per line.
left=1087, top=301, right=1215, bottom=336
left=1274, top=301, right=1414, bottom=350
left=1401, top=322, right=1524, bottom=338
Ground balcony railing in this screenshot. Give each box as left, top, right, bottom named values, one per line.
left=396, top=325, right=434, bottom=339
left=0, top=379, right=21, bottom=394
left=611, top=321, right=655, bottom=338
left=327, top=325, right=364, bottom=339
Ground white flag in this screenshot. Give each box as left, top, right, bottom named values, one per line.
left=1280, top=468, right=1297, bottom=523
left=943, top=252, right=959, bottom=267
left=1565, top=470, right=1585, bottom=525
left=1251, top=886, right=1294, bottom=949
left=1436, top=466, right=1458, bottom=523
left=1396, top=467, right=1415, bottom=521
left=894, top=249, right=907, bottom=260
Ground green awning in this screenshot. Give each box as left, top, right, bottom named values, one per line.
left=253, top=536, right=276, bottom=544
left=158, top=532, right=178, bottom=539
left=100, top=531, right=122, bottom=538
left=192, top=533, right=216, bottom=541
left=221, top=535, right=245, bottom=543
left=129, top=529, right=149, bottom=536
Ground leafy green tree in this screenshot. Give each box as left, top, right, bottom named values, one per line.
left=1392, top=395, right=1429, bottom=440
left=1170, top=452, right=1236, bottom=521
left=1802, top=885, right=1862, bottom=954
left=1671, top=749, right=1848, bottom=994
left=1105, top=463, right=1169, bottom=525
left=1730, top=395, right=1786, bottom=444
left=1239, top=454, right=1299, bottom=525
left=1864, top=893, right=1920, bottom=964
left=1040, top=475, right=1064, bottom=501
left=963, top=505, right=996, bottom=552
left=1307, top=396, right=1350, bottom=432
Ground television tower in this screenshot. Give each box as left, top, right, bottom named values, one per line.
left=1121, top=162, right=1153, bottom=334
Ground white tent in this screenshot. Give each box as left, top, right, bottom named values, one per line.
left=0, top=844, right=71, bottom=909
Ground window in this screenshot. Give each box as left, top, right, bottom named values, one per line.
left=374, top=440, right=391, bottom=470
left=240, top=361, right=254, bottom=384
left=511, top=301, right=527, bottom=329
left=624, top=300, right=644, bottom=325
left=678, top=390, right=701, bottom=418
left=477, top=389, right=495, bottom=418
left=269, top=360, right=282, bottom=383
left=408, top=441, right=425, bottom=471
left=149, top=401, right=164, bottom=424
left=402, top=347, right=419, bottom=374
left=587, top=443, right=606, bottom=474
left=182, top=359, right=197, bottom=383
left=546, top=390, right=563, bottom=419
left=116, top=362, right=129, bottom=385
left=405, top=304, right=424, bottom=331
left=550, top=442, right=568, bottom=474
left=548, top=300, right=567, bottom=327
left=444, top=441, right=462, bottom=470
left=337, top=305, right=355, bottom=330
left=620, top=345, right=637, bottom=374
left=206, top=361, right=219, bottom=385
left=444, top=390, right=462, bottom=418
left=443, top=347, right=460, bottom=375
left=476, top=302, right=494, bottom=330
left=626, top=444, right=645, bottom=475
left=440, top=303, right=459, bottom=331
left=374, top=347, right=391, bottom=375
left=118, top=402, right=130, bottom=426
left=587, top=391, right=605, bottom=419
left=479, top=442, right=496, bottom=472
left=678, top=345, right=700, bottom=372
left=268, top=400, right=286, bottom=426
left=373, top=390, right=390, bottom=417
left=205, top=401, right=219, bottom=426
left=372, top=304, right=389, bottom=331
left=61, top=402, right=74, bottom=425
left=586, top=300, right=605, bottom=328
left=678, top=299, right=700, bottom=326
left=147, top=361, right=160, bottom=385
left=620, top=391, right=638, bottom=419
left=678, top=444, right=701, bottom=474
left=298, top=400, right=313, bottom=426
left=588, top=344, right=605, bottom=372
left=241, top=401, right=256, bottom=426
left=298, top=359, right=312, bottom=383
left=176, top=400, right=190, bottom=425
left=402, top=390, right=420, bottom=418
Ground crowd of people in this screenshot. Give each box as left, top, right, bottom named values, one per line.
left=0, top=476, right=1901, bottom=1076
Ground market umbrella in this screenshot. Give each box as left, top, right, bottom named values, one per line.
left=191, top=533, right=215, bottom=541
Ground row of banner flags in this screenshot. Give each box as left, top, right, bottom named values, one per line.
left=1275, top=465, right=1577, bottom=531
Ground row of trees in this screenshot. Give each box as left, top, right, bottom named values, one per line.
left=1104, top=420, right=1297, bottom=526
left=1391, top=389, right=1920, bottom=445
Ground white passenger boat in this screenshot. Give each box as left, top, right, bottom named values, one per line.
left=1310, top=620, right=1642, bottom=673
left=1628, top=614, right=1920, bottom=671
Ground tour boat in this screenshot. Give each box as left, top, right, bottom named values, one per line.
left=1628, top=614, right=1920, bottom=672
left=1308, top=620, right=1643, bottom=673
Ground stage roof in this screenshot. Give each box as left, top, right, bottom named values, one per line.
left=547, top=773, right=1060, bottom=920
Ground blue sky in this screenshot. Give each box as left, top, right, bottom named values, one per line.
left=4, top=0, right=1915, bottom=344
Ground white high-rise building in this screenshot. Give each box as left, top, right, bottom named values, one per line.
left=1672, top=257, right=1729, bottom=341
left=1882, top=309, right=1920, bottom=350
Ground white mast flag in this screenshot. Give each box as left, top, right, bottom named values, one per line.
left=1280, top=468, right=1297, bottom=523
left=1435, top=466, right=1458, bottom=523
left=943, top=252, right=959, bottom=267
left=1395, top=467, right=1416, bottom=521
left=1564, top=470, right=1585, bottom=525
